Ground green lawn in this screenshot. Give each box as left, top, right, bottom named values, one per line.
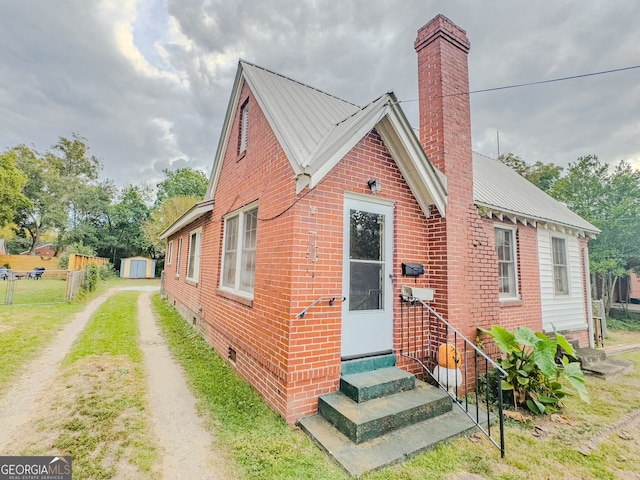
left=17, top=291, right=159, bottom=480
left=152, top=294, right=640, bottom=479
left=2, top=278, right=68, bottom=304
left=0, top=277, right=157, bottom=392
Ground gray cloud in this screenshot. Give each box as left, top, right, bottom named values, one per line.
left=1, top=0, right=638, bottom=188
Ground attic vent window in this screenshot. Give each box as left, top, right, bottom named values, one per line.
left=239, top=100, right=249, bottom=153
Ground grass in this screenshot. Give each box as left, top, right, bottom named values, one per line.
left=151, top=294, right=349, bottom=480
left=17, top=291, right=159, bottom=480
left=0, top=275, right=146, bottom=392
left=65, top=290, right=142, bottom=364
left=152, top=293, right=640, bottom=479
left=5, top=278, right=68, bottom=304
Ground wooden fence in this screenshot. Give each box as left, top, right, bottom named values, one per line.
left=67, top=254, right=109, bottom=271
left=0, top=254, right=60, bottom=272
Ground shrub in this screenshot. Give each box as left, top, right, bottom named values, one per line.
left=480, top=325, right=589, bottom=414
left=99, top=263, right=117, bottom=280
left=82, top=264, right=99, bottom=293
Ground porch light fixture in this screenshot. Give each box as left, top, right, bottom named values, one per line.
left=367, top=179, right=382, bottom=194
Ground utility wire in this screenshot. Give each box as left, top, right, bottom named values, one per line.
left=400, top=64, right=640, bottom=102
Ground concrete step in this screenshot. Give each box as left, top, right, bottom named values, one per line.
left=582, top=358, right=633, bottom=380
left=299, top=406, right=482, bottom=478
left=318, top=381, right=451, bottom=444
left=341, top=354, right=397, bottom=376
left=575, top=347, right=607, bottom=367
left=340, top=367, right=416, bottom=403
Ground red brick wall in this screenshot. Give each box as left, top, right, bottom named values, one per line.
left=164, top=102, right=442, bottom=422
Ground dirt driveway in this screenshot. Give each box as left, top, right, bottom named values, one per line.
left=0, top=287, right=230, bottom=479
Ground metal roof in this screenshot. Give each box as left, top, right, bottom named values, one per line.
left=241, top=61, right=360, bottom=168
left=206, top=61, right=448, bottom=218
left=199, top=60, right=596, bottom=240
left=473, top=152, right=599, bottom=236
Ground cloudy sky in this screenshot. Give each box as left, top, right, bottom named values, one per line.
left=1, top=1, right=638, bottom=188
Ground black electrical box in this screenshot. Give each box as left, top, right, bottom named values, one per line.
left=402, top=263, right=424, bottom=276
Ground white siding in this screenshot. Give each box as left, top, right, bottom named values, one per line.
left=538, top=228, right=587, bottom=332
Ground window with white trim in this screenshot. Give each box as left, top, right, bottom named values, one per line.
left=239, top=100, right=248, bottom=153
left=186, top=228, right=202, bottom=282
left=552, top=237, right=569, bottom=295
left=167, top=240, right=174, bottom=266
left=495, top=227, right=518, bottom=299
left=222, top=204, right=258, bottom=296
left=176, top=238, right=182, bottom=277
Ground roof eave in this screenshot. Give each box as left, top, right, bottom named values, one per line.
left=159, top=199, right=214, bottom=240
left=376, top=98, right=447, bottom=218
left=475, top=201, right=600, bottom=238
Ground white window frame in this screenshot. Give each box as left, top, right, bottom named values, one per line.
left=175, top=237, right=183, bottom=278
left=239, top=100, right=248, bottom=153
left=551, top=236, right=570, bottom=296
left=221, top=202, right=258, bottom=298
left=167, top=240, right=174, bottom=266
left=186, top=228, right=202, bottom=282
left=495, top=226, right=519, bottom=300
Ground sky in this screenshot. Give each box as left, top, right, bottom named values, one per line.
left=1, top=0, right=638, bottom=189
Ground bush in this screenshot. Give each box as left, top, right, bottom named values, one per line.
left=480, top=325, right=589, bottom=414
left=82, top=264, right=99, bottom=293
left=99, top=263, right=117, bottom=280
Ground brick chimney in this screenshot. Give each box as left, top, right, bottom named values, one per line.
left=415, top=14, right=473, bottom=209
left=414, top=15, right=475, bottom=334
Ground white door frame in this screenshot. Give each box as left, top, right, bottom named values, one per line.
left=342, top=194, right=394, bottom=359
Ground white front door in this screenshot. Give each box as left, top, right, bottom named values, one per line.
left=342, top=196, right=394, bottom=359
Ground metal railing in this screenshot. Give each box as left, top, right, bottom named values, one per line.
left=296, top=295, right=345, bottom=319
left=399, top=294, right=506, bottom=457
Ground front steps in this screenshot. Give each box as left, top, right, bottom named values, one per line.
left=299, top=355, right=481, bottom=477
left=575, top=347, right=633, bottom=380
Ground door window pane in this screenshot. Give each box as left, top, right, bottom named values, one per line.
left=350, top=210, right=383, bottom=261
left=349, top=262, right=384, bottom=311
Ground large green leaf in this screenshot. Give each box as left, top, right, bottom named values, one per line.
left=562, top=359, right=590, bottom=403
left=526, top=395, right=545, bottom=414
left=532, top=340, right=558, bottom=377
left=501, top=380, right=514, bottom=391
left=486, top=325, right=518, bottom=353
left=515, top=326, right=539, bottom=347
left=553, top=329, right=576, bottom=357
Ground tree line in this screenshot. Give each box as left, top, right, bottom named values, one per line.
left=499, top=153, right=640, bottom=313
left=0, top=134, right=207, bottom=270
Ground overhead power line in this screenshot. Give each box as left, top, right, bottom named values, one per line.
left=463, top=64, right=640, bottom=96
left=400, top=64, right=640, bottom=101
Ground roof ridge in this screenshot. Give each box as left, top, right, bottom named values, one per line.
left=239, top=59, right=359, bottom=109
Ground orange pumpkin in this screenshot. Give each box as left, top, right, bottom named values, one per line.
left=438, top=343, right=462, bottom=368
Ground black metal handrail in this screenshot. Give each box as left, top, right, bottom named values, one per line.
left=399, top=294, right=506, bottom=457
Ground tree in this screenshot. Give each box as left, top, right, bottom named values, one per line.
left=552, top=155, right=640, bottom=313
left=12, top=145, right=68, bottom=254
left=9, top=135, right=103, bottom=254
left=142, top=196, right=200, bottom=256
left=498, top=153, right=563, bottom=193
left=49, top=133, right=102, bottom=228
left=106, top=185, right=152, bottom=264
left=155, top=168, right=208, bottom=206
left=0, top=150, right=30, bottom=227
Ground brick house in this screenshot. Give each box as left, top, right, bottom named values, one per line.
left=160, top=14, right=598, bottom=424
